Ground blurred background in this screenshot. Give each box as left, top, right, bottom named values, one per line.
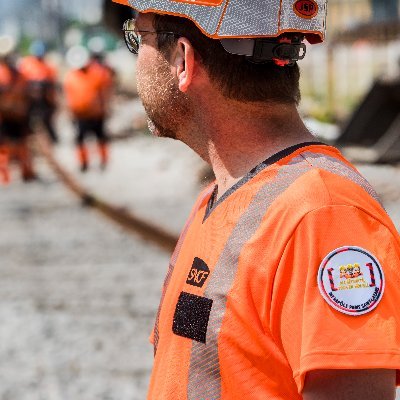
left=0, top=1, right=400, bottom=399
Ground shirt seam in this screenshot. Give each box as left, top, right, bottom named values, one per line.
left=293, top=349, right=400, bottom=378
left=299, top=153, right=334, bottom=203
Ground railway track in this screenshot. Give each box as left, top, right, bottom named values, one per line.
left=36, top=133, right=179, bottom=254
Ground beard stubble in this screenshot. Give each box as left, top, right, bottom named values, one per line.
left=136, top=51, right=191, bottom=140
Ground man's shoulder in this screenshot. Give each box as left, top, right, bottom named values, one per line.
left=266, top=148, right=387, bottom=227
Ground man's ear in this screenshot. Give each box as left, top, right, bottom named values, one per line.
left=172, top=37, right=195, bottom=93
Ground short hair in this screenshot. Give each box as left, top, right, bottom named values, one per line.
left=153, top=14, right=301, bottom=104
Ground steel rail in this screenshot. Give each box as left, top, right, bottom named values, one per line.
left=36, top=133, right=178, bottom=253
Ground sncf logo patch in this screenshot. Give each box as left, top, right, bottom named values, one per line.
left=293, top=0, right=319, bottom=19
left=186, top=257, right=210, bottom=288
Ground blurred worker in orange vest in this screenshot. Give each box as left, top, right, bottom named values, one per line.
left=89, top=50, right=115, bottom=102
left=64, top=46, right=110, bottom=172
left=0, top=36, right=36, bottom=183
left=0, top=57, right=11, bottom=184
left=87, top=37, right=116, bottom=101
left=19, top=40, right=59, bottom=143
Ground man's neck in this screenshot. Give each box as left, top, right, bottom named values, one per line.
left=190, top=99, right=315, bottom=199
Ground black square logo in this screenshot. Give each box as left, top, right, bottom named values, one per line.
left=186, top=257, right=210, bottom=288
left=172, top=292, right=213, bottom=344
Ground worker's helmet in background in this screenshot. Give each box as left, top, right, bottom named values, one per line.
left=113, top=0, right=327, bottom=65
left=0, top=35, right=17, bottom=60
left=65, top=46, right=90, bottom=70
left=87, top=37, right=106, bottom=63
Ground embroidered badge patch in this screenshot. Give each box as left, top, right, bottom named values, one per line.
left=317, top=246, right=385, bottom=316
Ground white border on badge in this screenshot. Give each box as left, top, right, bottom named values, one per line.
left=317, top=246, right=385, bottom=316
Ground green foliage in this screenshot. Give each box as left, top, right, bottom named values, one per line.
left=18, top=35, right=32, bottom=56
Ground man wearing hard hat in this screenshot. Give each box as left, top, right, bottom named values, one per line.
left=111, top=1, right=400, bottom=399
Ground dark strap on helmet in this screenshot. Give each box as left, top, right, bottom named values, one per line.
left=220, top=35, right=306, bottom=66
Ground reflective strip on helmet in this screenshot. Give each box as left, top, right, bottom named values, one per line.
left=217, top=0, right=280, bottom=36
left=128, top=0, right=228, bottom=36
left=171, top=0, right=224, bottom=5
left=187, top=155, right=311, bottom=400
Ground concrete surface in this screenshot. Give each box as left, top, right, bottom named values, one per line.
left=0, top=158, right=168, bottom=400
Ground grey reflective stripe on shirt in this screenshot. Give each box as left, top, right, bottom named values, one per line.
left=187, top=156, right=310, bottom=400
left=187, top=151, right=382, bottom=399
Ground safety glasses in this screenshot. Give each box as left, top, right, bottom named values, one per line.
left=122, top=18, right=179, bottom=54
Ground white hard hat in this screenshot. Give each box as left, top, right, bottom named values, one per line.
left=113, top=0, right=326, bottom=44
left=66, top=45, right=90, bottom=69
left=88, top=36, right=106, bottom=54
left=0, top=35, right=17, bottom=57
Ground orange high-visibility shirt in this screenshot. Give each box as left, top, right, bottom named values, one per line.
left=88, top=61, right=113, bottom=91
left=0, top=63, right=12, bottom=86
left=19, top=56, right=56, bottom=82
left=149, top=143, right=400, bottom=399
left=64, top=68, right=105, bottom=119
left=87, top=61, right=114, bottom=111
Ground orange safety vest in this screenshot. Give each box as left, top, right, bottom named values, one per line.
left=19, top=56, right=57, bottom=104
left=149, top=143, right=400, bottom=399
left=88, top=60, right=113, bottom=91
left=87, top=60, right=114, bottom=111
left=0, top=63, right=12, bottom=86
left=19, top=56, right=56, bottom=82
left=64, top=68, right=106, bottom=119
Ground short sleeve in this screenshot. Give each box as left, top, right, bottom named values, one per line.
left=271, top=205, right=400, bottom=393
